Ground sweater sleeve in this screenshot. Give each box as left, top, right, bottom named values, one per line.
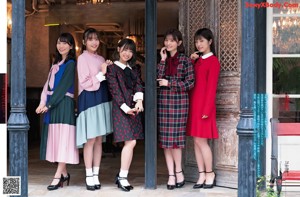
left=202, top=59, right=220, bottom=116
left=157, top=60, right=166, bottom=79
left=46, top=61, right=75, bottom=109
left=169, top=57, right=195, bottom=92
left=77, top=55, right=100, bottom=91
left=133, top=66, right=144, bottom=101
left=106, top=65, right=126, bottom=108
left=39, top=72, right=51, bottom=106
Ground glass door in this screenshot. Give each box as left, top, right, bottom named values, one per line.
left=267, top=0, right=300, bottom=183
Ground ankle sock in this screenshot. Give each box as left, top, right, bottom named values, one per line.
left=119, top=169, right=130, bottom=186
left=93, top=166, right=100, bottom=185
left=86, top=168, right=94, bottom=186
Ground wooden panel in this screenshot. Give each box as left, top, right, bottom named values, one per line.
left=181, top=0, right=241, bottom=189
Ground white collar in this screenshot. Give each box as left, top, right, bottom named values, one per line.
left=114, top=61, right=132, bottom=70
left=201, top=52, right=213, bottom=59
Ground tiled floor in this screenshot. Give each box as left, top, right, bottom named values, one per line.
left=28, top=142, right=300, bottom=197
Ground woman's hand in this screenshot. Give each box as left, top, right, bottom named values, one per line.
left=40, top=106, right=49, bottom=114
left=202, top=115, right=208, bottom=119
left=35, top=104, right=45, bottom=114
left=127, top=108, right=137, bottom=116
left=190, top=52, right=200, bottom=60
left=135, top=100, right=144, bottom=113
left=157, top=79, right=168, bottom=87
left=160, top=47, right=167, bottom=61
left=101, top=60, right=113, bottom=75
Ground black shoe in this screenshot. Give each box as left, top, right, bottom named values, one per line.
left=167, top=175, right=176, bottom=190
left=175, top=170, right=185, bottom=188
left=115, top=174, right=130, bottom=192
left=127, top=185, right=134, bottom=190
left=47, top=175, right=63, bottom=191
left=193, top=171, right=205, bottom=189
left=62, top=173, right=70, bottom=186
left=203, top=171, right=216, bottom=189
left=93, top=174, right=101, bottom=190
left=86, top=175, right=95, bottom=191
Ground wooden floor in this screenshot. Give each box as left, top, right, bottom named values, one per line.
left=27, top=141, right=300, bottom=197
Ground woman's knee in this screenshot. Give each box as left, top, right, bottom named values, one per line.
left=125, top=140, right=136, bottom=148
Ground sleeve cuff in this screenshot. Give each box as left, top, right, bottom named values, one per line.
left=95, top=72, right=106, bottom=82
left=133, top=92, right=143, bottom=102
left=120, top=103, right=131, bottom=114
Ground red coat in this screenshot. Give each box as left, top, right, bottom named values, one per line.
left=187, top=54, right=220, bottom=138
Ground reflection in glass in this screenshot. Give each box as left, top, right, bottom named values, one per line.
left=273, top=58, right=300, bottom=94
left=273, top=97, right=300, bottom=122
left=273, top=17, right=300, bottom=54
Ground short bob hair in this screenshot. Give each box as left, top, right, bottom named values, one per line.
left=194, top=28, right=216, bottom=56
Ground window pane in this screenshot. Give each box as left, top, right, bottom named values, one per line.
left=273, top=97, right=300, bottom=122
left=273, top=58, right=300, bottom=94
left=273, top=17, right=300, bottom=54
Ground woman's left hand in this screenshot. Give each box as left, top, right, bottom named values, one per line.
left=105, top=60, right=113, bottom=65
left=157, top=79, right=168, bottom=87
left=135, top=100, right=144, bottom=113
left=202, top=115, right=208, bottom=119
left=40, top=106, right=49, bottom=114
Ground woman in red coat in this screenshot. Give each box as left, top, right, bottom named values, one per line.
left=187, top=28, right=220, bottom=189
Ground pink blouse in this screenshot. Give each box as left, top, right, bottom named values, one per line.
left=77, top=50, right=105, bottom=95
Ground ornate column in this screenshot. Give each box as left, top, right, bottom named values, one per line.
left=237, top=0, right=259, bottom=196
left=145, top=0, right=157, bottom=189
left=7, top=0, right=30, bottom=196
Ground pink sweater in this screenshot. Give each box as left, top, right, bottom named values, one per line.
left=77, top=50, right=105, bottom=95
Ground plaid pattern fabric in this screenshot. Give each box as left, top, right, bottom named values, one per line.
left=157, top=53, right=194, bottom=149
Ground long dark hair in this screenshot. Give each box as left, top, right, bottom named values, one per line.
left=53, top=33, right=76, bottom=64
left=81, top=28, right=100, bottom=53
left=194, top=28, right=216, bottom=56
left=163, top=28, right=185, bottom=55
left=112, top=38, right=137, bottom=68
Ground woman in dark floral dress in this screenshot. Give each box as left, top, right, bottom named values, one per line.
left=107, top=38, right=144, bottom=192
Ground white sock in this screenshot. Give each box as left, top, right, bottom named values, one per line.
left=93, top=166, right=100, bottom=185
left=86, top=168, right=94, bottom=186
left=119, top=169, right=130, bottom=186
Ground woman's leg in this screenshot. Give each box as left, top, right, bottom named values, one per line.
left=119, top=140, right=136, bottom=186
left=50, top=162, right=66, bottom=185
left=194, top=137, right=207, bottom=184
left=83, top=138, right=96, bottom=186
left=195, top=137, right=215, bottom=184
left=164, top=149, right=175, bottom=185
left=172, top=149, right=184, bottom=183
left=93, top=136, right=102, bottom=186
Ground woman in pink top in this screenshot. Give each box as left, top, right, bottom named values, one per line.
left=76, top=28, right=113, bottom=191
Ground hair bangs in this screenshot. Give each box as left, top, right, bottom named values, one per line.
left=86, top=32, right=99, bottom=41
left=58, top=35, right=71, bottom=46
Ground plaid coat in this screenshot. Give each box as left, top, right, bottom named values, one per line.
left=157, top=53, right=195, bottom=148
left=107, top=63, right=144, bottom=142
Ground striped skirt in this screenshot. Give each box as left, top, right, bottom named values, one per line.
left=157, top=87, right=189, bottom=149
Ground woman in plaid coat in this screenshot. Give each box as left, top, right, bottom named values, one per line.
left=157, top=29, right=194, bottom=190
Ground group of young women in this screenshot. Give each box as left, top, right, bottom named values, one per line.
left=35, top=26, right=220, bottom=192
